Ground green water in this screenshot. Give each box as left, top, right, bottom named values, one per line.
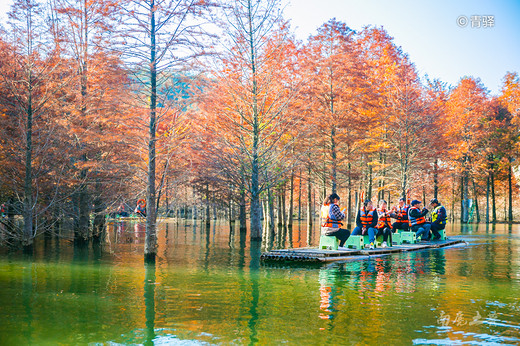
left=1, top=221, right=520, bottom=345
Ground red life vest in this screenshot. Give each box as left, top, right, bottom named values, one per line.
left=377, top=208, right=392, bottom=229
left=321, top=204, right=343, bottom=228
left=408, top=207, right=426, bottom=226
left=359, top=208, right=375, bottom=227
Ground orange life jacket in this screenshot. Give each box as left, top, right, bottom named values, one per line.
left=359, top=208, right=376, bottom=227
left=321, top=204, right=343, bottom=228
left=377, top=208, right=392, bottom=229
left=394, top=205, right=409, bottom=223
left=408, top=207, right=426, bottom=226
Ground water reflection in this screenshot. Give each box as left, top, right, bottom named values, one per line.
left=22, top=256, right=33, bottom=344
left=1, top=221, right=520, bottom=345
left=248, top=240, right=261, bottom=345
left=144, top=263, right=156, bottom=346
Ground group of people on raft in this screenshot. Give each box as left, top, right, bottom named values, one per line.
left=320, top=193, right=447, bottom=249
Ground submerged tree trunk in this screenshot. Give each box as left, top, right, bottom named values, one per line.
left=145, top=1, right=158, bottom=263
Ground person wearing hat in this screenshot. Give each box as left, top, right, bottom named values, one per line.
left=429, top=198, right=447, bottom=240
left=320, top=193, right=351, bottom=247
left=408, top=200, right=430, bottom=241
left=352, top=199, right=379, bottom=249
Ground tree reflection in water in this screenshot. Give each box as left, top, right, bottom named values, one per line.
left=144, top=262, right=156, bottom=346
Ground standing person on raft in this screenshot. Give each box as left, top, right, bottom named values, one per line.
left=320, top=193, right=351, bottom=247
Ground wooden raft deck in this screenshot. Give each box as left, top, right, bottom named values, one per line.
left=260, top=238, right=467, bottom=263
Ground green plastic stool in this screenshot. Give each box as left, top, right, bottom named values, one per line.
left=400, top=231, right=417, bottom=244
left=392, top=232, right=402, bottom=245
left=319, top=235, right=339, bottom=250
left=345, top=235, right=364, bottom=249
left=433, top=229, right=446, bottom=240
left=362, top=235, right=380, bottom=248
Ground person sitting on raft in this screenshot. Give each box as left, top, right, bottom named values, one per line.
left=429, top=198, right=447, bottom=240
left=135, top=199, right=146, bottom=217
left=408, top=200, right=430, bottom=241
left=390, top=197, right=409, bottom=232
left=117, top=203, right=129, bottom=217
left=352, top=200, right=379, bottom=249
left=376, top=200, right=393, bottom=248
left=320, top=193, right=351, bottom=247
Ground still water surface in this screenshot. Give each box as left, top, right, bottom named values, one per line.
left=1, top=221, right=520, bottom=345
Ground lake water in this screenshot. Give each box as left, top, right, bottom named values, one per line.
left=1, top=220, right=519, bottom=345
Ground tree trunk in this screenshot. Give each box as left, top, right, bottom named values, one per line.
left=281, top=185, right=287, bottom=227
left=473, top=180, right=480, bottom=223
left=205, top=184, right=210, bottom=223
left=288, top=173, right=294, bottom=227
left=277, top=190, right=283, bottom=226
left=491, top=170, right=496, bottom=223
left=248, top=0, right=262, bottom=240
left=367, top=164, right=373, bottom=200
left=485, top=175, right=490, bottom=223
left=508, top=157, right=513, bottom=223
left=401, top=157, right=409, bottom=199
left=331, top=125, right=337, bottom=193
left=433, top=159, right=439, bottom=199
left=239, top=190, right=247, bottom=231
left=145, top=0, right=158, bottom=263
left=23, top=71, right=34, bottom=248
left=460, top=175, right=464, bottom=223
left=77, top=0, right=90, bottom=244
left=451, top=175, right=456, bottom=222
left=267, top=187, right=275, bottom=235
left=307, top=164, right=313, bottom=226
left=298, top=168, right=302, bottom=220
left=347, top=163, right=352, bottom=228
left=92, top=179, right=105, bottom=243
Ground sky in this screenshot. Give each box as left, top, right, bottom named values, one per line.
left=0, top=0, right=518, bottom=95
left=283, top=0, right=520, bottom=95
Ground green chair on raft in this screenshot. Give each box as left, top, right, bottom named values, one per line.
left=319, top=235, right=339, bottom=250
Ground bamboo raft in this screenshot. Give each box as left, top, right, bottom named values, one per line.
left=261, top=238, right=467, bottom=263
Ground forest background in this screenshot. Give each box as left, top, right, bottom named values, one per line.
left=0, top=0, right=519, bottom=262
